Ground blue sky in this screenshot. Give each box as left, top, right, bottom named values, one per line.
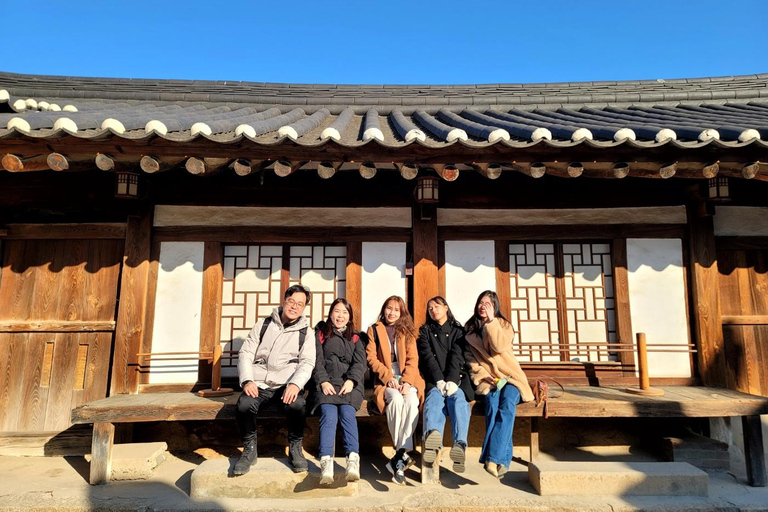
left=2, top=0, right=766, bottom=84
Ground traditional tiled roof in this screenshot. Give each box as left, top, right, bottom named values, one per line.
left=1, top=71, right=768, bottom=149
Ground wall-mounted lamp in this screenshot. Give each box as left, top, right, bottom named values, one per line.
left=708, top=176, right=730, bottom=202
left=115, top=170, right=140, bottom=199
left=414, top=176, right=439, bottom=220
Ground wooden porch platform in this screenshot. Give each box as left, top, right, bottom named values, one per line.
left=71, top=386, right=768, bottom=487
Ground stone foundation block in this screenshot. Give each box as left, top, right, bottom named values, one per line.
left=190, top=457, right=358, bottom=499
left=86, top=442, right=167, bottom=481
left=529, top=461, right=708, bottom=496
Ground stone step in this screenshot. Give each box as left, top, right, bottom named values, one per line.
left=190, top=457, right=359, bottom=499
left=85, top=442, right=167, bottom=481
left=528, top=461, right=708, bottom=496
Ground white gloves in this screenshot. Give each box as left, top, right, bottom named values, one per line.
left=436, top=380, right=447, bottom=394
left=445, top=381, right=459, bottom=396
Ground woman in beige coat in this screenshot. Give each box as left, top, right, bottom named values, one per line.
left=366, top=295, right=425, bottom=485
left=464, top=290, right=534, bottom=478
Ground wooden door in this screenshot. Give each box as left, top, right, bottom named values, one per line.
left=0, top=239, right=123, bottom=432
left=717, top=248, right=768, bottom=396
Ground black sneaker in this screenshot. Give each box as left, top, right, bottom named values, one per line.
left=422, top=430, right=442, bottom=464
left=288, top=440, right=308, bottom=473
left=233, top=440, right=257, bottom=476
left=386, top=454, right=407, bottom=485
left=449, top=441, right=466, bottom=473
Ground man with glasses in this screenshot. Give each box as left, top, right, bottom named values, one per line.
left=234, top=284, right=316, bottom=475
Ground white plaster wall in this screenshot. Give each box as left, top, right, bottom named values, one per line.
left=361, top=242, right=407, bottom=329
left=149, top=242, right=205, bottom=384
left=445, top=241, right=496, bottom=326
left=626, top=239, right=691, bottom=377
left=714, top=206, right=768, bottom=236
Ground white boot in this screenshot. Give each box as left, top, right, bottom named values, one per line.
left=319, top=455, right=334, bottom=485
left=346, top=452, right=360, bottom=482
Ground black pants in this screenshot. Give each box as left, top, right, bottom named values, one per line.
left=236, top=385, right=307, bottom=444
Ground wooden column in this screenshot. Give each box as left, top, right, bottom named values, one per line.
left=90, top=422, right=115, bottom=484
left=199, top=242, right=223, bottom=384
left=110, top=209, right=152, bottom=395
left=412, top=207, right=438, bottom=328
left=742, top=415, right=767, bottom=487
left=687, top=201, right=728, bottom=386
left=346, top=242, right=363, bottom=332
left=495, top=240, right=512, bottom=320
left=612, top=239, right=636, bottom=375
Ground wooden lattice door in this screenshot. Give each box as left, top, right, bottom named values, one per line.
left=0, top=239, right=123, bottom=432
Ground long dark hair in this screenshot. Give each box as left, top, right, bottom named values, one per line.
left=322, top=298, right=355, bottom=341
left=377, top=295, right=417, bottom=340
left=425, top=296, right=462, bottom=329
left=464, top=290, right=510, bottom=335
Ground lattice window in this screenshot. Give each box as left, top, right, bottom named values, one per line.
left=288, top=246, right=346, bottom=327
left=509, top=242, right=616, bottom=363
left=219, top=244, right=346, bottom=376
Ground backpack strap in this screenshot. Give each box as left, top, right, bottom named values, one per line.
left=258, top=316, right=306, bottom=351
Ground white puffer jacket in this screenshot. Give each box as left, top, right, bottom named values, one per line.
left=237, top=307, right=316, bottom=389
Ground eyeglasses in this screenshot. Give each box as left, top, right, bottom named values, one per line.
left=285, top=298, right=306, bottom=309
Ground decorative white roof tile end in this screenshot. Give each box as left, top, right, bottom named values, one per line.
left=363, top=127, right=384, bottom=142
left=739, top=128, right=760, bottom=142
left=235, top=124, right=256, bottom=138
left=446, top=128, right=468, bottom=142
left=12, top=99, right=27, bottom=111
left=191, top=122, right=212, bottom=136
left=571, top=128, right=593, bottom=141
left=613, top=128, right=636, bottom=141
left=405, top=129, right=426, bottom=142
left=531, top=128, right=552, bottom=141
left=278, top=125, right=298, bottom=139
left=488, top=128, right=510, bottom=143
left=62, top=105, right=78, bottom=112
left=0, top=89, right=8, bottom=101
left=25, top=98, right=38, bottom=110
left=145, top=120, right=168, bottom=135
left=7, top=117, right=31, bottom=133
left=321, top=127, right=341, bottom=141
left=655, top=129, right=677, bottom=142
left=698, top=129, right=720, bottom=141
left=48, top=103, right=61, bottom=111
left=53, top=118, right=77, bottom=133
left=101, top=118, right=126, bottom=134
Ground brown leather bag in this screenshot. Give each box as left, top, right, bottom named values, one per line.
left=532, top=376, right=564, bottom=419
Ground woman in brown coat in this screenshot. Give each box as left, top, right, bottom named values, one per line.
left=464, top=290, right=534, bottom=478
left=366, top=295, right=425, bottom=485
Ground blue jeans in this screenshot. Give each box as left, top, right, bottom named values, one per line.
left=480, top=384, right=521, bottom=468
left=422, top=386, right=470, bottom=446
left=318, top=404, right=359, bottom=457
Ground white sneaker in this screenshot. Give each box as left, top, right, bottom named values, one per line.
left=319, top=455, right=334, bottom=485
left=346, top=452, right=360, bottom=482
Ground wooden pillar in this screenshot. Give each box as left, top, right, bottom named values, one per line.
left=530, top=417, right=540, bottom=462
left=346, top=242, right=363, bottom=332
left=686, top=201, right=728, bottom=386
left=110, top=209, right=152, bottom=395
left=742, top=415, right=767, bottom=487
left=199, top=242, right=223, bottom=384
left=612, top=239, right=636, bottom=376
left=495, top=240, right=512, bottom=320
left=412, top=207, right=438, bottom=328
left=90, top=422, right=115, bottom=484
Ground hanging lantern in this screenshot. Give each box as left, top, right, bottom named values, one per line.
left=415, top=176, right=439, bottom=203
left=115, top=170, right=140, bottom=198
left=708, top=177, right=730, bottom=202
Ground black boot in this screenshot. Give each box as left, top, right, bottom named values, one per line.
left=233, top=439, right=257, bottom=476
left=289, top=439, right=308, bottom=473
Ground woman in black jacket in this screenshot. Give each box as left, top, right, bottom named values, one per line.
left=310, top=298, right=366, bottom=485
left=417, top=296, right=474, bottom=473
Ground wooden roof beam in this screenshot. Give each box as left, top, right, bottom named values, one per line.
left=273, top=160, right=305, bottom=177
left=472, top=162, right=502, bottom=179
left=1, top=154, right=49, bottom=172
left=231, top=158, right=264, bottom=176
left=317, top=161, right=341, bottom=179
left=46, top=153, right=94, bottom=171
left=140, top=155, right=185, bottom=173
left=186, top=157, right=230, bottom=175
left=94, top=153, right=140, bottom=172
left=358, top=161, right=377, bottom=179
left=433, top=164, right=459, bottom=181
left=395, top=162, right=419, bottom=180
